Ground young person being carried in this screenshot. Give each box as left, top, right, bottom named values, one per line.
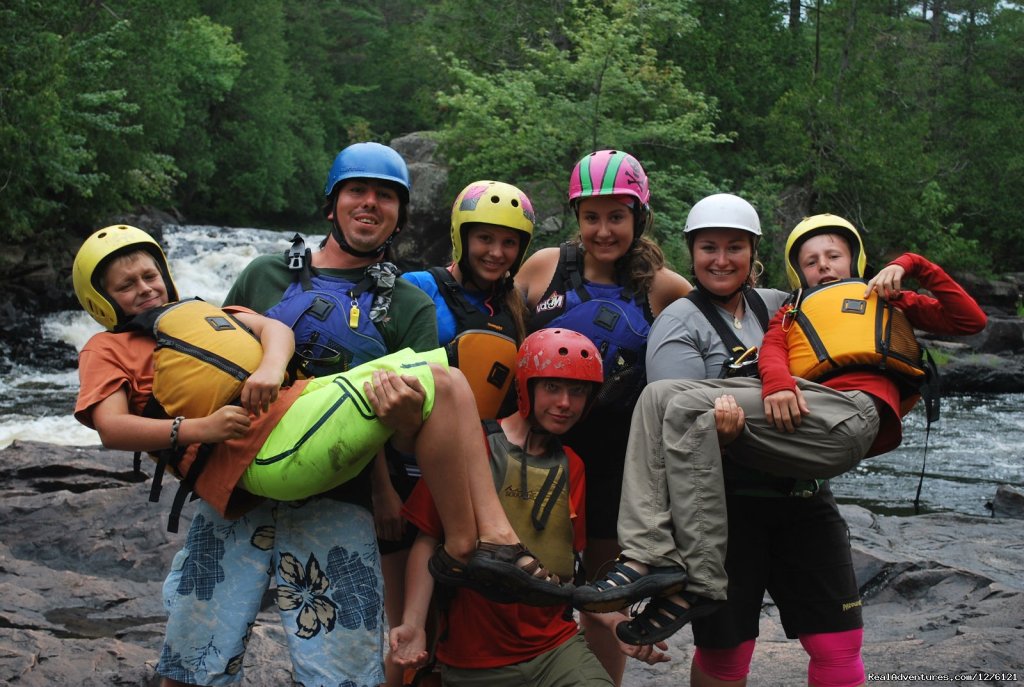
left=574, top=213, right=988, bottom=646
left=72, top=225, right=572, bottom=609
left=389, top=329, right=670, bottom=687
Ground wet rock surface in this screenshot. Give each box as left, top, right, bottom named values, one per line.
left=1, top=441, right=1021, bottom=686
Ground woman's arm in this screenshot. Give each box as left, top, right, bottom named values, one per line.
left=646, top=311, right=716, bottom=382
left=514, top=246, right=559, bottom=309
left=648, top=268, right=692, bottom=317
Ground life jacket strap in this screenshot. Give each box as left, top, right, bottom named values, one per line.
left=530, top=463, right=568, bottom=531
left=285, top=233, right=314, bottom=291
left=687, top=287, right=770, bottom=378
left=561, top=243, right=592, bottom=305
left=165, top=442, right=215, bottom=533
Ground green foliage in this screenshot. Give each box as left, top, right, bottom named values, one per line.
left=0, top=0, right=1020, bottom=278
left=435, top=0, right=726, bottom=251
left=925, top=347, right=951, bottom=367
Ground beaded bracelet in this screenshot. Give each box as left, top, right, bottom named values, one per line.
left=169, top=416, right=185, bottom=451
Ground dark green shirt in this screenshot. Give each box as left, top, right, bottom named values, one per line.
left=224, top=251, right=439, bottom=507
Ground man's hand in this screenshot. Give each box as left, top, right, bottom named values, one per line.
left=763, top=387, right=810, bottom=432
left=365, top=371, right=426, bottom=433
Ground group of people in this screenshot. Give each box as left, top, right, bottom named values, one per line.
left=71, top=141, right=986, bottom=687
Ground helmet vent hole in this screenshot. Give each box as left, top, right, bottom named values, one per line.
left=490, top=195, right=500, bottom=204
left=580, top=350, right=590, bottom=358
left=558, top=346, right=569, bottom=356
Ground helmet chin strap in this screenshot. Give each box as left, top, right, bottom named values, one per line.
left=330, top=215, right=394, bottom=259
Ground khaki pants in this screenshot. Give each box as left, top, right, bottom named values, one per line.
left=617, top=377, right=879, bottom=599
left=440, top=633, right=612, bottom=687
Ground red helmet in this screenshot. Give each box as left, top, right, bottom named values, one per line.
left=516, top=328, right=604, bottom=419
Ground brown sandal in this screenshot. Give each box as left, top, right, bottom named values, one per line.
left=467, top=541, right=573, bottom=607
left=426, top=544, right=516, bottom=603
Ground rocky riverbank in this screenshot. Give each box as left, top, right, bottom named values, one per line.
left=1, top=441, right=1022, bottom=686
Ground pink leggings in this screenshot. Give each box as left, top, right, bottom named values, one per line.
left=694, top=629, right=864, bottom=686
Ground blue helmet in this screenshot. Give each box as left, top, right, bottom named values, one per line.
left=324, top=142, right=411, bottom=204
left=323, top=142, right=411, bottom=258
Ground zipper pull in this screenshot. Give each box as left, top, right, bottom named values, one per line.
left=348, top=300, right=360, bottom=329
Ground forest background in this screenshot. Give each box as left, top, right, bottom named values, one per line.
left=3, top=0, right=1023, bottom=290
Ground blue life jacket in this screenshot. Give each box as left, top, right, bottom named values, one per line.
left=530, top=243, right=652, bottom=408
left=264, top=235, right=387, bottom=378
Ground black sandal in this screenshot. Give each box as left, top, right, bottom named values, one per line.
left=615, top=591, right=725, bottom=645
left=467, top=541, right=573, bottom=607
left=573, top=558, right=688, bottom=613
left=427, top=544, right=516, bottom=603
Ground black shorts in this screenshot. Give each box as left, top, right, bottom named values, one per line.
left=691, top=486, right=863, bottom=648
left=561, top=406, right=631, bottom=540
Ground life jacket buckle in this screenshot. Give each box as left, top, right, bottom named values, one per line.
left=286, top=233, right=308, bottom=271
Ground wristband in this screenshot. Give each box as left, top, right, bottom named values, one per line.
left=169, top=416, right=185, bottom=451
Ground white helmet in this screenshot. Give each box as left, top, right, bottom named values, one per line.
left=684, top=193, right=761, bottom=236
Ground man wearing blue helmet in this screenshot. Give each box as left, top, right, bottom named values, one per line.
left=157, top=142, right=440, bottom=687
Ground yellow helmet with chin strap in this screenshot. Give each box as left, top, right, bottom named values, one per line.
left=450, top=180, right=535, bottom=278
left=784, top=214, right=867, bottom=289
left=72, top=224, right=178, bottom=331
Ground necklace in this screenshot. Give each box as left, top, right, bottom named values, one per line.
left=733, top=301, right=744, bottom=329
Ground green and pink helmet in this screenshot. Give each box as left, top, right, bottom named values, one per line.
left=568, top=149, right=652, bottom=237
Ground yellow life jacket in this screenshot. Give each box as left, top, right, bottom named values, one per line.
left=447, top=330, right=518, bottom=419
left=784, top=279, right=926, bottom=415
left=131, top=299, right=264, bottom=418
left=484, top=421, right=575, bottom=581
left=429, top=267, right=519, bottom=419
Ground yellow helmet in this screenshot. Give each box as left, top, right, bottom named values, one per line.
left=450, top=180, right=535, bottom=278
left=72, top=224, right=178, bottom=330
left=784, top=214, right=867, bottom=289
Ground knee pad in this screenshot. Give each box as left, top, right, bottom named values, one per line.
left=693, top=639, right=756, bottom=682
left=799, top=629, right=865, bottom=687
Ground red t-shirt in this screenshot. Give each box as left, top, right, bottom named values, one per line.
left=74, top=305, right=308, bottom=517
left=401, top=422, right=587, bottom=669
left=759, top=253, right=987, bottom=455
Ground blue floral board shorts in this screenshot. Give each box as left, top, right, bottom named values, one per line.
left=156, top=497, right=384, bottom=686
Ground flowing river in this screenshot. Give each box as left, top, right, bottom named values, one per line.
left=1, top=225, right=1020, bottom=517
